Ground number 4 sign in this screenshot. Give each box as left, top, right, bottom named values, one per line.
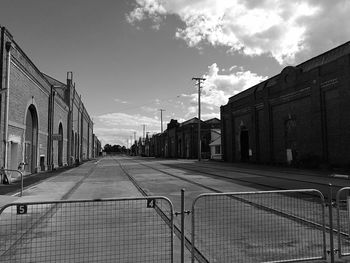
left=147, top=199, right=156, bottom=208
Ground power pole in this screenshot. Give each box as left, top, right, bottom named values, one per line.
left=159, top=109, right=165, bottom=132
left=192, top=77, right=205, bottom=161
left=143, top=125, right=146, bottom=141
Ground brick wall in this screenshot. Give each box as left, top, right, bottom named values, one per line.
left=1, top=26, right=97, bottom=173
left=221, top=42, right=350, bottom=168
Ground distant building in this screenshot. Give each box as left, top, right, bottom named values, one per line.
left=221, top=41, right=350, bottom=168
left=145, top=117, right=221, bottom=159
left=209, top=129, right=222, bottom=160
left=93, top=134, right=102, bottom=157
left=0, top=26, right=98, bottom=179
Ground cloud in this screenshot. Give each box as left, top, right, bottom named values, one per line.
left=202, top=112, right=220, bottom=120
left=94, top=112, right=161, bottom=146
left=190, top=63, right=267, bottom=107
left=114, top=98, right=128, bottom=104
left=95, top=63, right=265, bottom=145
left=97, top=112, right=159, bottom=128
left=127, top=0, right=350, bottom=65
left=126, top=0, right=167, bottom=28
left=181, top=63, right=266, bottom=120
left=140, top=106, right=158, bottom=113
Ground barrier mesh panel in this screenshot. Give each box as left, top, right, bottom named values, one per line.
left=192, top=190, right=326, bottom=263
left=0, top=198, right=173, bottom=263
left=336, top=187, right=350, bottom=258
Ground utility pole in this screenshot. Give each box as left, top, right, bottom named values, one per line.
left=192, top=77, right=205, bottom=161
left=143, top=125, right=146, bottom=141
left=159, top=109, right=165, bottom=132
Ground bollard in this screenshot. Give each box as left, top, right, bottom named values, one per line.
left=174, top=189, right=190, bottom=263
left=181, top=189, right=185, bottom=263
left=329, top=183, right=335, bottom=263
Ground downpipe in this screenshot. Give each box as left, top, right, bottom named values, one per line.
left=3, top=41, right=11, bottom=170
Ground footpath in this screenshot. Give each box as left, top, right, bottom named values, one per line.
left=0, top=161, right=107, bottom=211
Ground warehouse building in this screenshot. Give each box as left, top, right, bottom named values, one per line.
left=144, top=117, right=221, bottom=159
left=0, top=26, right=98, bottom=178
left=221, top=41, right=350, bottom=168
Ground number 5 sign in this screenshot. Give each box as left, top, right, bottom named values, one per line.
left=17, top=204, right=28, bottom=215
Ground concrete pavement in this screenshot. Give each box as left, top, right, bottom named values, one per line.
left=0, top=158, right=191, bottom=263
left=1, top=156, right=350, bottom=263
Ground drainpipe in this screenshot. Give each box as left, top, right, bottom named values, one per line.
left=66, top=72, right=73, bottom=165
left=3, top=41, right=12, bottom=169
left=47, top=85, right=54, bottom=170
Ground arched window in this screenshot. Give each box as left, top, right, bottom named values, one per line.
left=58, top=123, right=63, bottom=166
left=25, top=105, right=38, bottom=173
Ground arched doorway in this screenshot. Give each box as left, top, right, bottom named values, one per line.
left=75, top=132, right=78, bottom=161
left=71, top=130, right=75, bottom=165
left=285, top=117, right=297, bottom=164
left=25, top=105, right=38, bottom=173
left=58, top=123, right=63, bottom=166
left=240, top=128, right=249, bottom=161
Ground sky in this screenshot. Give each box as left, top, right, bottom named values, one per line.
left=1, top=0, right=349, bottom=147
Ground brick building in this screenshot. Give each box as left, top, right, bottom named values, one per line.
left=0, top=26, right=98, bottom=177
left=221, top=42, right=350, bottom=168
left=146, top=117, right=221, bottom=159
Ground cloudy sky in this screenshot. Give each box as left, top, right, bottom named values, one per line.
left=1, top=0, right=349, bottom=147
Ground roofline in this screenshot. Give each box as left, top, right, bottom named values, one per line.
left=42, top=72, right=67, bottom=87
left=2, top=26, right=53, bottom=89
left=226, top=40, right=350, bottom=104
left=204, top=117, right=220, bottom=123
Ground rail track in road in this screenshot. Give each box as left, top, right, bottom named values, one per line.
left=128, top=156, right=347, bottom=200
left=115, top=156, right=348, bottom=262
left=115, top=157, right=210, bottom=263
left=1, top=157, right=347, bottom=262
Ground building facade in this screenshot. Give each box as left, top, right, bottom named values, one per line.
left=0, top=26, right=99, bottom=178
left=221, top=42, right=350, bottom=168
left=142, top=117, right=221, bottom=159
left=209, top=129, right=222, bottom=160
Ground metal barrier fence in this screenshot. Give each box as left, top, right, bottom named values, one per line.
left=0, top=197, right=174, bottom=263
left=191, top=190, right=327, bottom=263
left=0, top=168, right=24, bottom=196
left=336, top=187, right=350, bottom=258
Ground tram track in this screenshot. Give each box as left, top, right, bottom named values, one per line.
left=114, top=157, right=210, bottom=263
left=189, top=162, right=347, bottom=189
left=117, top=156, right=350, bottom=241
left=131, top=157, right=346, bottom=199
